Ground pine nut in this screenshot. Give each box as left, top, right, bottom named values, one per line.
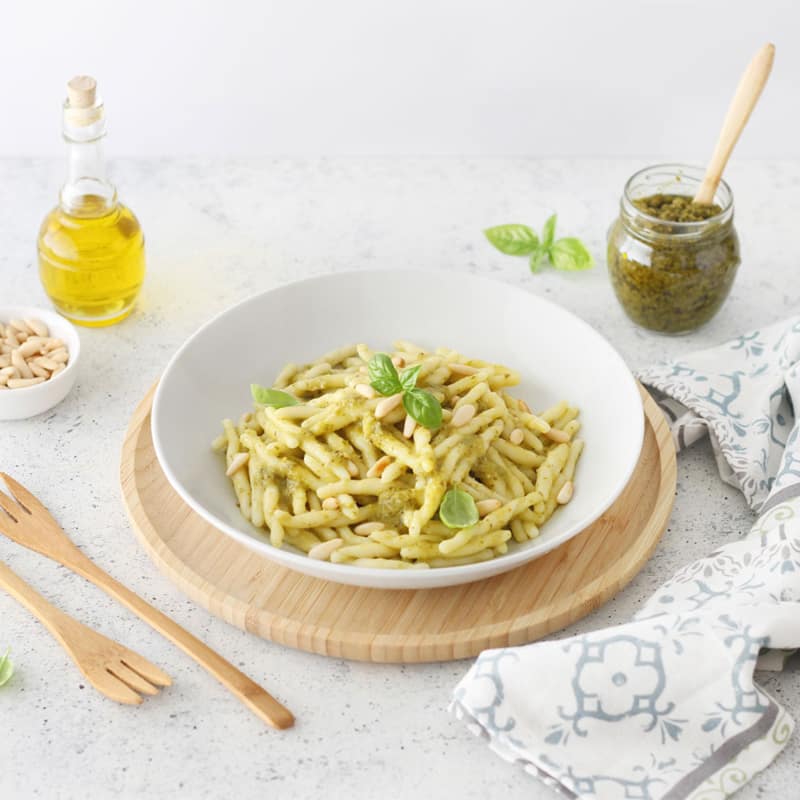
left=33, top=356, right=59, bottom=372
left=48, top=348, right=69, bottom=364
left=321, top=497, right=340, bottom=511
left=308, top=538, right=344, bottom=560
left=449, top=363, right=478, bottom=375
left=476, top=498, right=502, bottom=517
left=0, top=319, right=69, bottom=389
left=225, top=452, right=250, bottom=476
left=26, top=319, right=48, bottom=337
left=546, top=428, right=570, bottom=443
left=43, top=338, right=65, bottom=353
left=451, top=403, right=476, bottom=427
left=509, top=428, right=524, bottom=445
left=366, top=455, right=392, bottom=478
left=557, top=481, right=574, bottom=505
left=355, top=383, right=377, bottom=399
left=29, top=363, right=50, bottom=379
left=403, top=414, right=417, bottom=438
left=375, top=392, right=403, bottom=419
left=391, top=355, right=405, bottom=368
left=11, top=349, right=33, bottom=379
left=19, top=339, right=44, bottom=358
left=7, top=377, right=46, bottom=389
left=354, top=521, right=385, bottom=535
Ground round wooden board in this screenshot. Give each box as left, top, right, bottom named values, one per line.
left=120, top=385, right=675, bottom=663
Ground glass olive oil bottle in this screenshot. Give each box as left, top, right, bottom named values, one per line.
left=38, top=75, right=145, bottom=327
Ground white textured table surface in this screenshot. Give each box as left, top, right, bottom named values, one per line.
left=2, top=158, right=799, bottom=799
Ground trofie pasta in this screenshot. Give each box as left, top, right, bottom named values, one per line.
left=212, top=342, right=584, bottom=569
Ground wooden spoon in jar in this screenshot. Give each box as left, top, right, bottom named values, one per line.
left=694, top=43, right=775, bottom=205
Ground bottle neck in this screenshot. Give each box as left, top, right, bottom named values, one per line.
left=60, top=113, right=116, bottom=217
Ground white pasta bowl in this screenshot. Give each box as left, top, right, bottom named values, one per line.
left=0, top=306, right=81, bottom=421
left=152, top=270, right=644, bottom=589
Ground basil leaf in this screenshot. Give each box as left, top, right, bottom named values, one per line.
left=550, top=237, right=594, bottom=271
left=368, top=353, right=403, bottom=396
left=439, top=489, right=479, bottom=529
left=529, top=245, right=547, bottom=273
left=403, top=388, right=442, bottom=430
left=398, top=363, right=421, bottom=392
left=484, top=224, right=540, bottom=256
left=0, top=649, right=14, bottom=687
left=251, top=385, right=300, bottom=408
left=541, top=214, right=557, bottom=251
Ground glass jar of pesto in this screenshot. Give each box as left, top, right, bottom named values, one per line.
left=607, top=164, right=740, bottom=334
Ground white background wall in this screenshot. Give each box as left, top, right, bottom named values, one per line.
left=2, top=0, right=798, bottom=159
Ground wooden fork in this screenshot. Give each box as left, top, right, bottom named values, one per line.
left=0, top=472, right=294, bottom=730
left=0, top=559, right=170, bottom=704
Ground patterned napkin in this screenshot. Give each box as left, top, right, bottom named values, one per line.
left=452, top=317, right=800, bottom=800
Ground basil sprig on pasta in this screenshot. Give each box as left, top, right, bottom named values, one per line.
left=251, top=385, right=299, bottom=408
left=368, top=353, right=442, bottom=430
left=439, top=489, right=479, bottom=529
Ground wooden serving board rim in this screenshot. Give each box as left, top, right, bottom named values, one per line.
left=120, top=384, right=676, bottom=662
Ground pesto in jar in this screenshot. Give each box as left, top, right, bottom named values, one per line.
left=633, top=194, right=722, bottom=222
left=607, top=191, right=740, bottom=334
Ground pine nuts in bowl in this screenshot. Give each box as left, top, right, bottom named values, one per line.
left=0, top=307, right=80, bottom=420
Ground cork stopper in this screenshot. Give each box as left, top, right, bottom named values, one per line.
left=67, top=75, right=97, bottom=108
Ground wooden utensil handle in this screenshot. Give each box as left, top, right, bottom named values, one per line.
left=695, top=43, right=775, bottom=204
left=64, top=551, right=294, bottom=729
left=0, top=560, right=76, bottom=648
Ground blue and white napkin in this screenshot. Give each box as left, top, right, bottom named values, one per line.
left=452, top=317, right=800, bottom=800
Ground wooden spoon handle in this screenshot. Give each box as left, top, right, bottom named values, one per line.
left=68, top=553, right=294, bottom=729
left=694, top=43, right=775, bottom=205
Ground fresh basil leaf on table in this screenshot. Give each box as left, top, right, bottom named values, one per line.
left=484, top=224, right=540, bottom=256
left=0, top=649, right=14, bottom=687
left=549, top=237, right=594, bottom=271
left=485, top=214, right=593, bottom=274
left=541, top=214, right=557, bottom=250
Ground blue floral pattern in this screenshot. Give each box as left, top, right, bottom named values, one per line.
left=453, top=318, right=800, bottom=799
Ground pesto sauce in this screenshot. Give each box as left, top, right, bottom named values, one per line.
left=608, top=193, right=740, bottom=334
left=633, top=194, right=722, bottom=222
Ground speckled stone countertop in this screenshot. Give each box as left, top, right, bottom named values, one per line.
left=1, top=158, right=799, bottom=799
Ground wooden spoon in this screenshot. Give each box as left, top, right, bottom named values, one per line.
left=694, top=43, right=775, bottom=205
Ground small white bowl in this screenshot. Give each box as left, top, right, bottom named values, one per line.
left=0, top=306, right=81, bottom=421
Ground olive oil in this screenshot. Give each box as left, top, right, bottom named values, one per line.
left=38, top=76, right=145, bottom=327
